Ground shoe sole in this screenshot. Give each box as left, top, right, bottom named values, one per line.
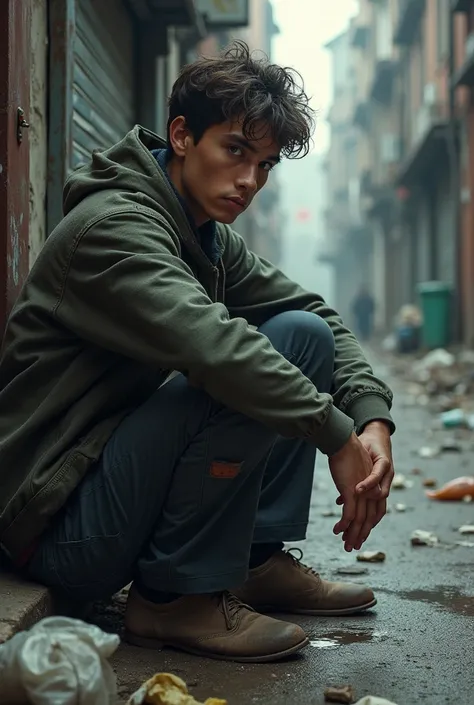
left=258, top=597, right=378, bottom=617
left=124, top=630, right=309, bottom=663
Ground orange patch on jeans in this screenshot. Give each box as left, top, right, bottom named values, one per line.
left=210, top=461, right=241, bottom=478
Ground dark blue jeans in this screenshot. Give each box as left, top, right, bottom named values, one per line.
left=27, top=311, right=335, bottom=602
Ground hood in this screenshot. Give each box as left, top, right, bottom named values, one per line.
left=62, top=126, right=192, bottom=239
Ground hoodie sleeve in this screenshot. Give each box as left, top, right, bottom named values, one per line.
left=54, top=210, right=354, bottom=455
left=220, top=226, right=395, bottom=435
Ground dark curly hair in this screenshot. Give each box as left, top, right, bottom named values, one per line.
left=167, top=41, right=314, bottom=159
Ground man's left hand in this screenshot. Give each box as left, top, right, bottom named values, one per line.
left=355, top=421, right=394, bottom=527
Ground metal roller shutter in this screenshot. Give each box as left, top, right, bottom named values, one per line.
left=72, top=0, right=136, bottom=170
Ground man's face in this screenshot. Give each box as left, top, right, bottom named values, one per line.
left=168, top=118, right=281, bottom=226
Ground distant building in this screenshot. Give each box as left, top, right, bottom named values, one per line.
left=321, top=0, right=474, bottom=345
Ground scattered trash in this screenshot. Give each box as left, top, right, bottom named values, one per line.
left=411, top=530, right=439, bottom=547
left=394, top=504, right=407, bottom=512
left=322, top=509, right=338, bottom=517
left=458, top=525, right=474, bottom=535
left=324, top=685, right=355, bottom=703
left=127, top=673, right=226, bottom=705
left=441, top=438, right=463, bottom=453
left=440, top=408, right=466, bottom=428
left=422, top=478, right=437, bottom=488
left=455, top=540, right=474, bottom=548
left=0, top=616, right=120, bottom=705
left=392, top=474, right=413, bottom=489
left=458, top=349, right=474, bottom=365
left=414, top=348, right=455, bottom=374
left=411, top=467, right=422, bottom=475
left=354, top=698, right=399, bottom=705
left=426, top=476, right=474, bottom=501
left=336, top=566, right=369, bottom=576
left=356, top=551, right=386, bottom=563
left=381, top=334, right=396, bottom=352
left=418, top=446, right=441, bottom=459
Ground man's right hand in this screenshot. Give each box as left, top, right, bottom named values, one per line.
left=328, top=432, right=383, bottom=553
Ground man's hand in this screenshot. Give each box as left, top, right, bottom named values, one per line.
left=328, top=423, right=393, bottom=552
left=357, top=420, right=394, bottom=527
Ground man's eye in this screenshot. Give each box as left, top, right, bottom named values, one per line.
left=228, top=145, right=243, bottom=156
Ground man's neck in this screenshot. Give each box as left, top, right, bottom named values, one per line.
left=166, top=156, right=209, bottom=227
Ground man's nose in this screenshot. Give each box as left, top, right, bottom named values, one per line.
left=236, top=165, right=258, bottom=192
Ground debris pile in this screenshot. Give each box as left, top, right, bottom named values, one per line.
left=397, top=348, right=474, bottom=417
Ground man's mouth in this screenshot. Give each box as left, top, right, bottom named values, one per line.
left=224, top=196, right=247, bottom=210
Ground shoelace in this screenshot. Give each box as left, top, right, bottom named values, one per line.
left=285, top=548, right=322, bottom=583
left=215, top=591, right=254, bottom=630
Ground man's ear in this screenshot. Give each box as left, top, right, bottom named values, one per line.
left=169, top=116, right=191, bottom=157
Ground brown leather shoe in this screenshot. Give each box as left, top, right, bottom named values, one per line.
left=124, top=585, right=309, bottom=662
left=233, top=549, right=377, bottom=616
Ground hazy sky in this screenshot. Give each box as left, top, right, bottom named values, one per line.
left=272, top=0, right=357, bottom=154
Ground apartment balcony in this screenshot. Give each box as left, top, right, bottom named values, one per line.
left=316, top=229, right=341, bottom=265
left=370, top=60, right=397, bottom=104
left=315, top=239, right=341, bottom=267
left=397, top=102, right=449, bottom=185
left=323, top=183, right=368, bottom=238
left=451, top=0, right=474, bottom=12
left=353, top=101, right=371, bottom=130
left=394, top=0, right=425, bottom=46
left=350, top=23, right=370, bottom=49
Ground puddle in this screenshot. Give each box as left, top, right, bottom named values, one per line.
left=378, top=585, right=474, bottom=616
left=310, top=629, right=388, bottom=649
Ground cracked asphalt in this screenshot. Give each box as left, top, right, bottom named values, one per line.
left=90, top=353, right=474, bottom=705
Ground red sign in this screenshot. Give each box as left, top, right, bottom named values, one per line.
left=296, top=209, right=311, bottom=222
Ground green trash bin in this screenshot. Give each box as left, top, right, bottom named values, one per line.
left=416, top=281, right=452, bottom=349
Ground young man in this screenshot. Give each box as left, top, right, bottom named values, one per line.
left=0, top=43, right=395, bottom=663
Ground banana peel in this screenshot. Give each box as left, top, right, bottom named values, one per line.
left=127, top=672, right=227, bottom=705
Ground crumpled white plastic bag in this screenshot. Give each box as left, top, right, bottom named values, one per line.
left=0, top=616, right=120, bottom=705
left=355, top=697, right=399, bottom=705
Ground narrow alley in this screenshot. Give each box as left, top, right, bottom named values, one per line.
left=88, top=352, right=474, bottom=705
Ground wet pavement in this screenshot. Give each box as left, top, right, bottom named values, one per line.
left=91, top=353, right=474, bottom=704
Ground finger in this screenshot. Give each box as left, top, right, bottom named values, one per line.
left=354, top=500, right=378, bottom=550
left=344, top=495, right=367, bottom=552
left=361, top=484, right=383, bottom=500
left=380, top=465, right=395, bottom=498
left=356, top=458, right=391, bottom=494
left=373, top=498, right=387, bottom=527
left=333, top=493, right=356, bottom=535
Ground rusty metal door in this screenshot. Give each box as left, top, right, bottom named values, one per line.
left=0, top=0, right=31, bottom=332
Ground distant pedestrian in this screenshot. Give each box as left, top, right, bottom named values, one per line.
left=352, top=286, right=375, bottom=341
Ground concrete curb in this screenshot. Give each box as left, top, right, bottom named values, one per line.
left=0, top=572, right=54, bottom=643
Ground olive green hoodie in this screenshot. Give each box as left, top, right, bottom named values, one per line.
left=0, top=125, right=393, bottom=561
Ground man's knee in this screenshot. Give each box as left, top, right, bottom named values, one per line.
left=261, top=310, right=335, bottom=361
